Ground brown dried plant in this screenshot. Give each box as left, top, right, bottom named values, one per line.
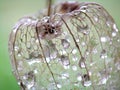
left=8, top=0, right=120, bottom=90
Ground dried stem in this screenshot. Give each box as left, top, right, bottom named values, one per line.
left=35, top=21, right=59, bottom=90
left=12, top=24, right=26, bottom=90
left=47, top=0, right=52, bottom=16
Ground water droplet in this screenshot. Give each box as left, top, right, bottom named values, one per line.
left=82, top=80, right=92, bottom=87
left=13, top=23, right=20, bottom=33
left=65, top=35, right=71, bottom=43
left=17, top=81, right=21, bottom=85
left=113, top=24, right=118, bottom=32
left=22, top=71, right=35, bottom=89
left=78, top=57, right=85, bottom=68
left=77, top=25, right=90, bottom=35
left=117, top=39, right=120, bottom=42
left=17, top=53, right=21, bottom=57
left=72, top=49, right=77, bottom=54
left=82, top=74, right=90, bottom=81
left=17, top=81, right=26, bottom=89
left=60, top=55, right=70, bottom=66
left=100, top=37, right=107, bottom=42
left=30, top=51, right=39, bottom=58
left=94, top=16, right=98, bottom=22
left=97, top=70, right=110, bottom=85
left=98, top=76, right=108, bottom=85
left=63, top=65, right=70, bottom=69
left=61, top=39, right=70, bottom=49
left=60, top=73, right=69, bottom=79
left=14, top=46, right=19, bottom=51
left=80, top=6, right=87, bottom=12
left=106, top=19, right=113, bottom=27
left=82, top=74, right=91, bottom=87
left=26, top=83, right=35, bottom=89
left=57, top=84, right=62, bottom=88
left=77, top=74, right=82, bottom=81
left=89, top=71, right=92, bottom=76
left=85, top=50, right=89, bottom=56
left=74, top=11, right=80, bottom=16
left=59, top=50, right=67, bottom=55
left=23, top=71, right=34, bottom=80
left=100, top=55, right=107, bottom=59
left=76, top=39, right=80, bottom=42
left=50, top=50, right=58, bottom=59
left=112, top=31, right=117, bottom=37
left=27, top=59, right=40, bottom=65
left=81, top=42, right=86, bottom=46
left=35, top=39, right=39, bottom=43
left=72, top=65, right=77, bottom=71
left=74, top=82, right=79, bottom=87
left=92, top=48, right=98, bottom=54
left=90, top=62, right=96, bottom=66
left=33, top=69, right=38, bottom=74
left=100, top=49, right=107, bottom=59
left=72, top=57, right=78, bottom=61
left=46, top=57, right=50, bottom=63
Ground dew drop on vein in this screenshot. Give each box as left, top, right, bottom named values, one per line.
left=113, top=24, right=118, bottom=32
left=50, top=50, right=58, bottom=59
left=82, top=74, right=92, bottom=87
left=80, top=6, right=87, bottom=12
left=61, top=39, right=70, bottom=49
left=60, top=55, right=70, bottom=66
left=78, top=57, right=86, bottom=69
left=76, top=39, right=80, bottom=42
left=14, top=46, right=19, bottom=51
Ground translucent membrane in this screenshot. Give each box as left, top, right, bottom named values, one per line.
left=8, top=2, right=120, bottom=90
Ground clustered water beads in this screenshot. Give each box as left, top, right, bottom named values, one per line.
left=8, top=1, right=120, bottom=90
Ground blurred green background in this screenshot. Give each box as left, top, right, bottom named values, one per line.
left=0, top=0, right=120, bottom=90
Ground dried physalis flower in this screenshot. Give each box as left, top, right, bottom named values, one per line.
left=8, top=0, right=120, bottom=90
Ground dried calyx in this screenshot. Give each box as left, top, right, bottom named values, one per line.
left=8, top=0, right=120, bottom=90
